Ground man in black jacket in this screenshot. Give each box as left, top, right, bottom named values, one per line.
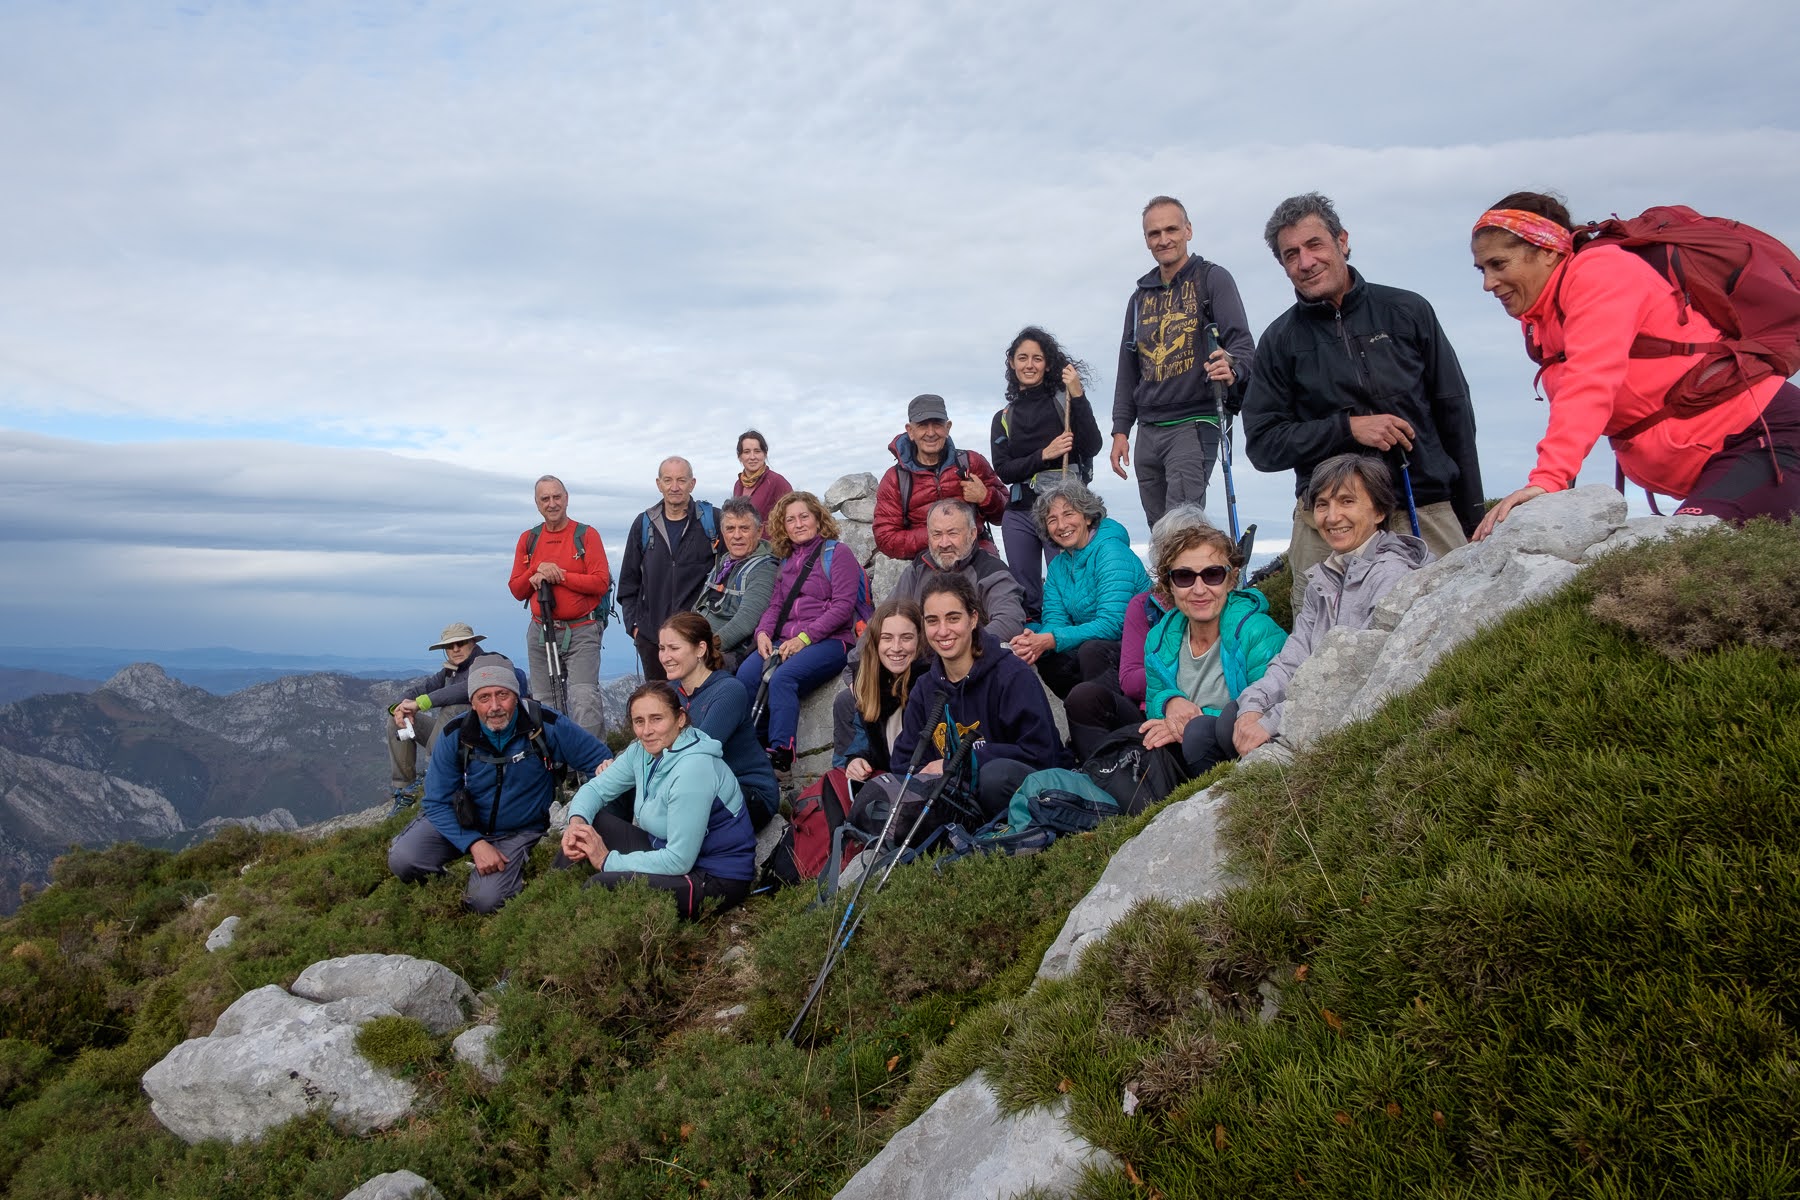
left=1243, top=192, right=1483, bottom=610
left=1110, top=195, right=1258, bottom=525
left=617, top=456, right=722, bottom=680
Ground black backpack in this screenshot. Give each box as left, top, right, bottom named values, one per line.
left=1078, top=726, right=1190, bottom=816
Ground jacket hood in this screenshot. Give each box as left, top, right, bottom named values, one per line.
left=1306, top=530, right=1434, bottom=586
left=1134, top=252, right=1213, bottom=292
left=889, top=431, right=965, bottom=473
left=662, top=724, right=726, bottom=764
left=1293, top=265, right=1368, bottom=317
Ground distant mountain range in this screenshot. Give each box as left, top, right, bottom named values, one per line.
left=0, top=661, right=642, bottom=915
left=0, top=644, right=430, bottom=694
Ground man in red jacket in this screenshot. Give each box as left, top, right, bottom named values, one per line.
left=507, top=475, right=611, bottom=736
left=873, top=394, right=1007, bottom=561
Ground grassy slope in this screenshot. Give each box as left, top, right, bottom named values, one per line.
left=2, top=523, right=1794, bottom=1198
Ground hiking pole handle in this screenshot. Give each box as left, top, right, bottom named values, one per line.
left=1203, top=323, right=1229, bottom=409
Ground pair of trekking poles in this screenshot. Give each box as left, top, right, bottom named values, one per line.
left=785, top=692, right=968, bottom=1042
left=1203, top=323, right=1421, bottom=566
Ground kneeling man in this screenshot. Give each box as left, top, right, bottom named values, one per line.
left=388, top=653, right=612, bottom=913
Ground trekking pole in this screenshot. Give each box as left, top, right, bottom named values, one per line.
left=786, top=691, right=948, bottom=1043
left=1397, top=451, right=1422, bottom=538
left=1204, top=323, right=1257, bottom=565
left=748, top=649, right=784, bottom=731
left=537, top=580, right=569, bottom=714
left=1060, top=386, right=1072, bottom=474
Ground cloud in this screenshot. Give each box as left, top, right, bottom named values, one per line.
left=0, top=1, right=1794, bottom=660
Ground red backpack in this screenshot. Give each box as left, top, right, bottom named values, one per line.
left=1546, top=206, right=1800, bottom=440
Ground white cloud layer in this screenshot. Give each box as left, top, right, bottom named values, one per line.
left=0, top=1, right=1795, bottom=660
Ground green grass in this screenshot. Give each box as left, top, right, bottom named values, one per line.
left=3, top=522, right=1793, bottom=1198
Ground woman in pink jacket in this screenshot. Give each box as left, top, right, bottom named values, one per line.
left=1469, top=191, right=1800, bottom=538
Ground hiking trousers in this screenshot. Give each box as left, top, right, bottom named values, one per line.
left=388, top=816, right=545, bottom=914
left=525, top=617, right=603, bottom=737
left=736, top=640, right=848, bottom=752
left=385, top=704, right=468, bottom=788
left=1001, top=506, right=1058, bottom=619
left=556, top=811, right=751, bottom=921
left=1674, top=380, right=1800, bottom=522
left=1134, top=419, right=1220, bottom=526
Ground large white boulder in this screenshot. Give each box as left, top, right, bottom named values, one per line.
left=291, top=954, right=475, bottom=1035
left=834, top=1076, right=1113, bottom=1200
left=141, top=984, right=416, bottom=1145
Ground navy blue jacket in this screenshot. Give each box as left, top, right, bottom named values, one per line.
left=423, top=702, right=612, bottom=852
left=891, top=633, right=1070, bottom=777
left=682, top=670, right=779, bottom=827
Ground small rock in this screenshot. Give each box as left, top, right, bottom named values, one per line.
left=754, top=815, right=790, bottom=871
left=291, top=954, right=475, bottom=1035
left=1122, top=1086, right=1141, bottom=1116
left=205, top=915, right=241, bottom=952
left=718, top=944, right=747, bottom=966
left=189, top=892, right=218, bottom=910
left=839, top=497, right=878, bottom=523
left=451, top=1025, right=504, bottom=1085
left=238, top=858, right=262, bottom=876
left=714, top=1004, right=749, bottom=1021
left=341, top=1170, right=444, bottom=1200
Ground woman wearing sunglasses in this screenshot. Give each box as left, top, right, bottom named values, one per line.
left=1230, top=454, right=1433, bottom=757
left=1140, top=523, right=1286, bottom=774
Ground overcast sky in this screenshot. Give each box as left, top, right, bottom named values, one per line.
left=2, top=1, right=1796, bottom=674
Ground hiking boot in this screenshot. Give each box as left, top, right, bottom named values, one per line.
left=388, top=783, right=422, bottom=815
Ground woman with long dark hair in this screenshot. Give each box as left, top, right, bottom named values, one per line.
left=989, top=326, right=1103, bottom=616
left=831, top=596, right=930, bottom=782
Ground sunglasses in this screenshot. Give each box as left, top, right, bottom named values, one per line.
left=1167, top=564, right=1230, bottom=589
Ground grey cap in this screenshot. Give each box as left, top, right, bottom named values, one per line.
left=907, top=394, right=949, bottom=424
left=465, top=654, right=520, bottom=697
left=428, top=621, right=487, bottom=651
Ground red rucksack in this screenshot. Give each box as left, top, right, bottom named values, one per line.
left=1549, top=206, right=1800, bottom=439
left=761, top=769, right=866, bottom=890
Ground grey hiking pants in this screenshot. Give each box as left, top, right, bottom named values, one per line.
left=387, top=815, right=546, bottom=915
left=525, top=617, right=603, bottom=737
left=1134, top=419, right=1220, bottom=526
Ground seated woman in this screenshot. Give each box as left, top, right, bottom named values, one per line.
left=1006, top=479, right=1150, bottom=698
left=1064, top=503, right=1210, bottom=761
left=735, top=491, right=870, bottom=772
left=1233, top=455, right=1432, bottom=756
left=1139, top=524, right=1286, bottom=775
left=561, top=682, right=756, bottom=920
left=1470, top=191, right=1800, bottom=536
left=988, top=326, right=1103, bottom=617
left=658, top=611, right=780, bottom=829
left=893, top=574, right=1069, bottom=821
left=832, top=596, right=930, bottom=782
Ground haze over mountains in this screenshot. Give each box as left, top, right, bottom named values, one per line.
left=0, top=657, right=640, bottom=915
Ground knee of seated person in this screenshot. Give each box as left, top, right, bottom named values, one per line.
left=463, top=885, right=514, bottom=916
left=388, top=847, right=428, bottom=882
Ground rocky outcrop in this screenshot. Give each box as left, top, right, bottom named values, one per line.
left=837, top=491, right=1721, bottom=1199
left=205, top=915, right=240, bottom=952
left=290, top=954, right=475, bottom=1035
left=452, top=1025, right=504, bottom=1084
left=198, top=808, right=301, bottom=835
left=142, top=984, right=417, bottom=1144
left=0, top=744, right=183, bottom=845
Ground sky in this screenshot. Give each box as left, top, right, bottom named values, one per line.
left=2, top=0, right=1796, bottom=676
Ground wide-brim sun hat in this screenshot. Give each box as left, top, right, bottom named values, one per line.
left=428, top=622, right=488, bottom=651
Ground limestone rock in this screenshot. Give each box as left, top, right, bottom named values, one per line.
left=1039, top=786, right=1235, bottom=981
left=1587, top=512, right=1720, bottom=557
left=451, top=1025, right=504, bottom=1085
left=205, top=915, right=240, bottom=952
left=792, top=681, right=846, bottom=788
left=142, top=985, right=414, bottom=1144
left=839, top=497, right=877, bottom=523
left=290, top=954, right=475, bottom=1035
left=754, top=814, right=790, bottom=871
left=1279, top=628, right=1390, bottom=749
left=341, top=1171, right=444, bottom=1200
left=823, top=472, right=880, bottom=510
left=1482, top=484, right=1626, bottom=562
left=836, top=519, right=877, bottom=568
left=1041, top=680, right=1069, bottom=745
left=866, top=552, right=909, bottom=604
left=834, top=1076, right=1113, bottom=1200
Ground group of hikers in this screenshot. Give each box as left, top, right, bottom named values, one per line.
left=380, top=188, right=1800, bottom=918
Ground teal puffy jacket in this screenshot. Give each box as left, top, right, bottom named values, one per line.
left=1143, top=588, right=1287, bottom=719
left=1034, top=518, right=1151, bottom=650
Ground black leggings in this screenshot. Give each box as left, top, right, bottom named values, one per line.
left=1036, top=639, right=1122, bottom=700
left=1675, top=380, right=1800, bottom=521
left=558, top=811, right=751, bottom=921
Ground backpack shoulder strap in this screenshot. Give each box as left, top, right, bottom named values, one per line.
left=696, top=501, right=720, bottom=544
left=524, top=522, right=546, bottom=559
left=570, top=524, right=588, bottom=561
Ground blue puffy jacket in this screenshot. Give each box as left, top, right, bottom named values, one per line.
left=1034, top=517, right=1151, bottom=650
left=1143, top=589, right=1288, bottom=719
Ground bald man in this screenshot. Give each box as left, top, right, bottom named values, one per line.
left=617, top=456, right=723, bottom=680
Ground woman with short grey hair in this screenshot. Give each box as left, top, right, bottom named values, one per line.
left=1233, top=454, right=1433, bottom=755
left=1005, top=479, right=1150, bottom=697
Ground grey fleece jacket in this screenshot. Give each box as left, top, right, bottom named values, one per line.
left=1237, top=531, right=1434, bottom=735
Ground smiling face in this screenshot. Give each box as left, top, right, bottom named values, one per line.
left=781, top=498, right=819, bottom=546
left=630, top=694, right=686, bottom=756
left=1472, top=229, right=1562, bottom=318
left=922, top=590, right=977, bottom=670
left=907, top=418, right=950, bottom=463
left=1143, top=202, right=1192, bottom=275
left=657, top=626, right=704, bottom=683
left=471, top=685, right=518, bottom=731
left=736, top=435, right=767, bottom=475
left=721, top=511, right=760, bottom=559
left=1276, top=215, right=1353, bottom=307
left=1167, top=543, right=1235, bottom=632
left=876, top=614, right=921, bottom=676
left=534, top=480, right=568, bottom=529
left=1010, top=339, right=1047, bottom=389
left=1313, top=472, right=1386, bottom=554
left=1044, top=497, right=1091, bottom=551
